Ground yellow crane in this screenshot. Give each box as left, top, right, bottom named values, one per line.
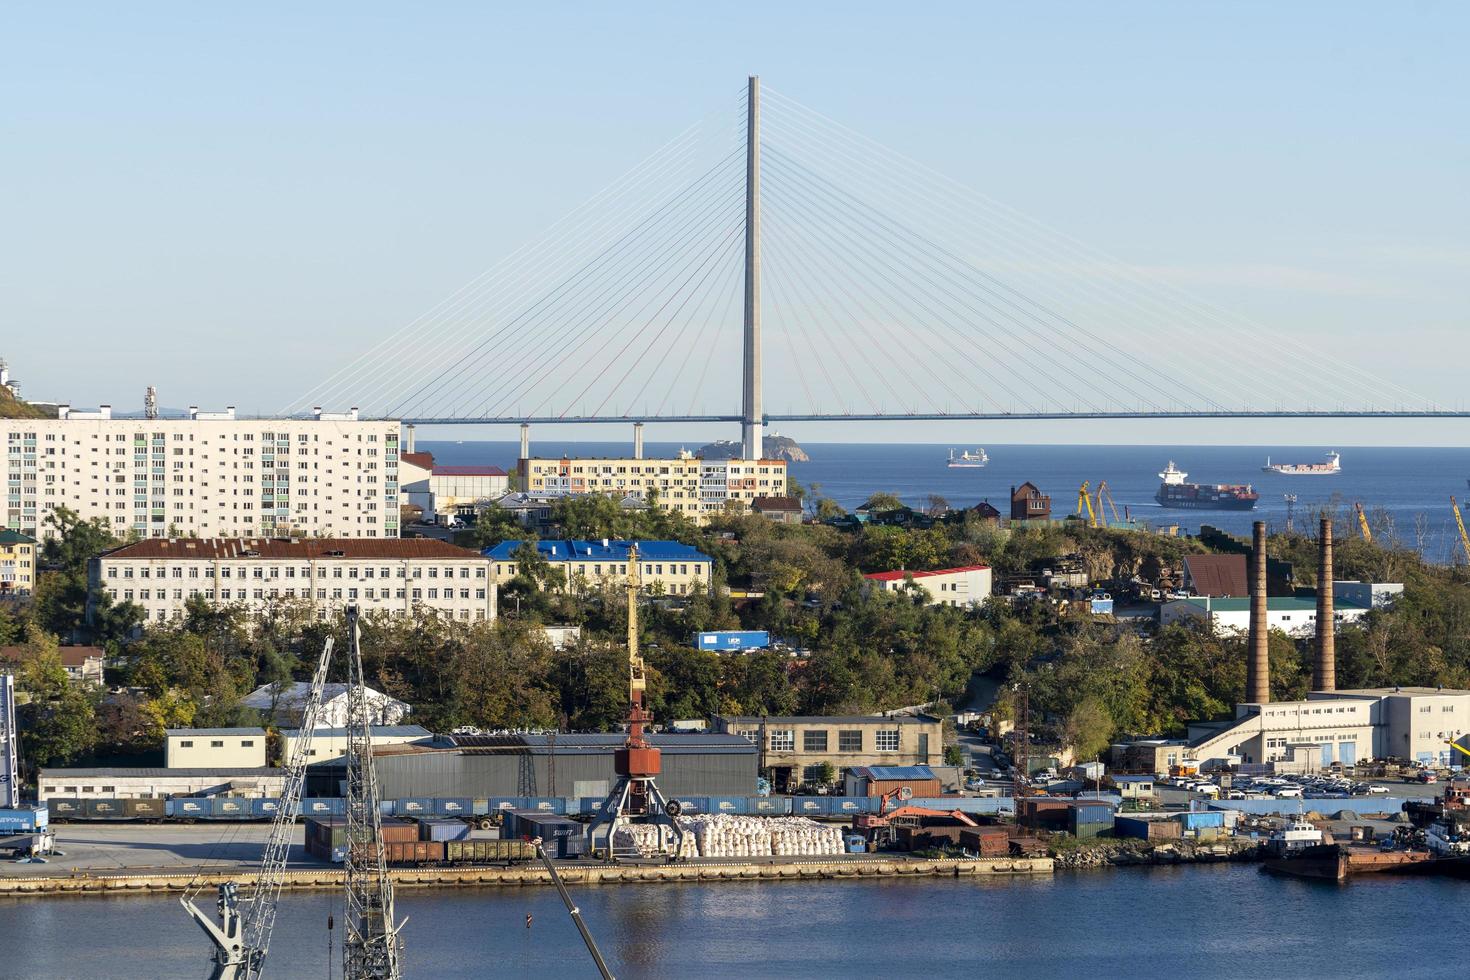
left=1453, top=496, right=1470, bottom=564
left=1354, top=502, right=1371, bottom=543
left=1076, top=481, right=1097, bottom=528
left=1095, top=481, right=1122, bottom=526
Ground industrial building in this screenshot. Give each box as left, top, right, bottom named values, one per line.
left=397, top=447, right=509, bottom=520
left=2, top=407, right=400, bottom=541
left=165, top=727, right=267, bottom=769
left=38, top=767, right=285, bottom=800
left=282, top=724, right=431, bottom=764
left=1160, top=595, right=1372, bottom=636
left=354, top=732, right=758, bottom=801
left=90, top=537, right=496, bottom=625
left=711, top=714, right=944, bottom=790
left=486, top=539, right=713, bottom=597
left=863, top=565, right=993, bottom=608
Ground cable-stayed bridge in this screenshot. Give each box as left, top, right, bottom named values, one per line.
left=285, top=78, right=1465, bottom=456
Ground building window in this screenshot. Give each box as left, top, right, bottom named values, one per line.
left=179, top=740, right=194, bottom=748
left=210, top=740, right=224, bottom=748
left=838, top=730, right=863, bottom=752
left=875, top=729, right=900, bottom=752
left=769, top=729, right=795, bottom=752
left=802, top=730, right=828, bottom=752
left=736, top=729, right=759, bottom=744
left=240, top=740, right=255, bottom=747
left=801, top=764, right=829, bottom=784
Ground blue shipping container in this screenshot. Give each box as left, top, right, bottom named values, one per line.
left=301, top=798, right=345, bottom=817
left=671, top=796, right=708, bottom=815
left=521, top=797, right=567, bottom=814
left=488, top=797, right=523, bottom=812
left=433, top=797, right=473, bottom=817
left=826, top=798, right=876, bottom=815
left=172, top=799, right=210, bottom=819
left=0, top=806, right=47, bottom=833
left=1114, top=817, right=1151, bottom=840
left=579, top=797, right=610, bottom=816
left=706, top=796, right=749, bottom=815
left=791, top=797, right=827, bottom=815
left=747, top=796, right=791, bottom=815
left=420, top=819, right=470, bottom=842
left=395, top=797, right=434, bottom=817
left=471, top=799, right=492, bottom=816
left=694, top=630, right=770, bottom=651
left=251, top=799, right=281, bottom=819
left=1178, top=811, right=1226, bottom=831
left=211, top=798, right=251, bottom=819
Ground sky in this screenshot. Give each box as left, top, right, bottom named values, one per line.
left=2, top=2, right=1466, bottom=446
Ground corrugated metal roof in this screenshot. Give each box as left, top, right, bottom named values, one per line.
left=433, top=465, right=507, bottom=477
left=1173, top=596, right=1370, bottom=612
left=851, top=765, right=936, bottom=780
left=166, top=727, right=267, bottom=737
left=280, top=725, right=430, bottom=738
left=718, top=715, right=938, bottom=726
left=1112, top=775, right=1155, bottom=784
left=1182, top=554, right=1248, bottom=597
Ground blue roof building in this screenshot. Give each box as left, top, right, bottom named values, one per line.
left=484, top=540, right=713, bottom=596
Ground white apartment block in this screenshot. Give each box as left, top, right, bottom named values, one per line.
left=517, top=451, right=787, bottom=522
left=90, top=538, right=496, bottom=625
left=3, top=406, right=401, bottom=541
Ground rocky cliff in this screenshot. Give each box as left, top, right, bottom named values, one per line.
left=697, top=434, right=809, bottom=463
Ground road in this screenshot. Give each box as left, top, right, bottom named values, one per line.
left=1, top=824, right=294, bottom=877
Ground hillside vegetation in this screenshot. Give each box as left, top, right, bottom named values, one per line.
left=0, top=388, right=53, bottom=419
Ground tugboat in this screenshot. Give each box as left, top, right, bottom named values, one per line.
left=1263, top=451, right=1341, bottom=475
left=1154, top=461, right=1258, bottom=511
left=947, top=448, right=988, bottom=468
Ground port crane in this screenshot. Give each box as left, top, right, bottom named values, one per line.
left=1075, top=482, right=1097, bottom=528
left=1095, top=481, right=1122, bottom=526
left=1453, top=497, right=1470, bottom=564
left=181, top=633, right=336, bottom=980
left=586, top=546, right=687, bottom=858
left=1355, top=502, right=1372, bottom=543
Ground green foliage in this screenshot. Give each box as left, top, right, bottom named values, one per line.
left=943, top=744, right=965, bottom=766
left=32, top=506, right=142, bottom=642
left=469, top=503, right=528, bottom=549
left=13, top=628, right=99, bottom=768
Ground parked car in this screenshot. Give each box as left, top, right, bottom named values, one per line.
left=1274, top=787, right=1304, bottom=799
left=1367, top=785, right=1390, bottom=795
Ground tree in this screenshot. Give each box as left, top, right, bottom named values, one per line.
left=924, top=494, right=950, bottom=518
left=32, top=506, right=139, bottom=641
left=470, top=503, right=527, bottom=549
left=14, top=629, right=99, bottom=769
left=860, top=492, right=904, bottom=513
left=943, top=744, right=966, bottom=766
left=1063, top=697, right=1114, bottom=761
left=813, top=761, right=838, bottom=788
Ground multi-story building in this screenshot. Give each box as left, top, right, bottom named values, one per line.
left=90, top=538, right=496, bottom=625
left=485, top=539, right=712, bottom=596
left=1161, top=595, right=1373, bottom=637
left=2, top=406, right=401, bottom=541
left=863, top=565, right=993, bottom=608
left=165, top=728, right=268, bottom=769
left=711, top=714, right=944, bottom=791
left=0, top=529, right=36, bottom=595
left=401, top=456, right=509, bottom=520
left=517, top=452, right=787, bottom=522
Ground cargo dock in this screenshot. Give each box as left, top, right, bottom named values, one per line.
left=0, top=854, right=1051, bottom=898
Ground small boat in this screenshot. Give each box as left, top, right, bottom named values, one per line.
left=947, top=448, right=988, bottom=468
left=1262, top=451, right=1340, bottom=475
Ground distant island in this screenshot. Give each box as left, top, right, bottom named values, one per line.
left=697, top=434, right=809, bottom=463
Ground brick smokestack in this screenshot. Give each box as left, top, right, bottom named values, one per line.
left=1248, top=520, right=1271, bottom=704
left=1314, top=517, right=1336, bottom=691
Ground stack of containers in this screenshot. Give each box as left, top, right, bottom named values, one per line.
left=419, top=818, right=470, bottom=843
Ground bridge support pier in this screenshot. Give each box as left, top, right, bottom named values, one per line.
left=741, top=74, right=763, bottom=461
left=633, top=422, right=644, bottom=460
left=519, top=423, right=530, bottom=462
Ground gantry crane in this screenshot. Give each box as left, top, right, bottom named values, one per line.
left=1453, top=497, right=1470, bottom=564
left=1075, top=482, right=1097, bottom=528
left=1095, top=481, right=1122, bottom=526
left=586, top=545, right=687, bottom=858
left=182, top=633, right=336, bottom=980
left=1355, top=502, right=1372, bottom=543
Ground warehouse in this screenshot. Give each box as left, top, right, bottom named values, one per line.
left=38, top=767, right=285, bottom=800
left=358, top=732, right=758, bottom=801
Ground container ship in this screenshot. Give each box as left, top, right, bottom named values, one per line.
left=1154, top=461, right=1258, bottom=511
left=947, top=448, right=988, bottom=468
left=1262, top=451, right=1340, bottom=475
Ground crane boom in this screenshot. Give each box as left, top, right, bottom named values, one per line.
left=1355, top=502, right=1372, bottom=543
left=182, top=634, right=336, bottom=980
left=1076, top=481, right=1097, bottom=528
left=1454, top=497, right=1470, bottom=564
left=1096, top=481, right=1121, bottom=525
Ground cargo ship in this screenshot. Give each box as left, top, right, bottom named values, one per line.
left=1262, top=451, right=1340, bottom=475
left=1154, top=461, right=1258, bottom=511
left=947, top=448, right=988, bottom=468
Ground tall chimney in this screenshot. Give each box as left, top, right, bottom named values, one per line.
left=1314, top=517, right=1336, bottom=691
left=1248, top=520, right=1271, bottom=704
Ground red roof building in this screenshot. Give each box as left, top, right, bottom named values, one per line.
left=863, top=565, right=993, bottom=608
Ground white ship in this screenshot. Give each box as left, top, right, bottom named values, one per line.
left=1263, top=451, right=1340, bottom=475
left=947, top=448, right=988, bottom=468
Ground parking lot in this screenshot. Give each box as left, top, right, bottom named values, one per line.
left=2, top=824, right=301, bottom=877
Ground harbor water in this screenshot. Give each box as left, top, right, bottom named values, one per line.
left=0, top=866, right=1460, bottom=978
left=427, top=441, right=1470, bottom=560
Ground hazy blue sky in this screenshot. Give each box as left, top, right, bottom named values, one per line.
left=3, top=2, right=1466, bottom=445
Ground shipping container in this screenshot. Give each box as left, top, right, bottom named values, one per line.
left=47, top=799, right=85, bottom=821
left=521, top=797, right=567, bottom=814
left=791, top=797, right=827, bottom=816
left=670, top=796, right=708, bottom=815
left=1177, top=811, right=1226, bottom=831
left=0, top=805, right=47, bottom=833
left=826, top=798, right=877, bottom=815
left=420, top=818, right=470, bottom=842
left=211, top=798, right=251, bottom=819
left=432, top=797, right=473, bottom=818
left=1113, top=817, right=1181, bottom=841
left=488, top=797, right=523, bottom=812
left=1072, top=803, right=1115, bottom=825
left=170, top=799, right=210, bottom=820
left=959, top=828, right=1010, bottom=856
left=379, top=819, right=419, bottom=844
left=306, top=817, right=348, bottom=846
left=394, top=797, right=435, bottom=817
left=251, top=799, right=281, bottom=820
left=382, top=840, right=446, bottom=865
left=471, top=798, right=493, bottom=816
left=301, top=798, right=345, bottom=817
left=84, top=799, right=128, bottom=820
left=694, top=630, right=771, bottom=651
left=747, top=796, right=790, bottom=815
left=506, top=812, right=586, bottom=859
left=705, top=796, right=749, bottom=815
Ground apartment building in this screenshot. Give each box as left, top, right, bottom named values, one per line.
left=517, top=451, right=787, bottom=522
left=0, top=529, right=36, bottom=595
left=3, top=406, right=401, bottom=541
left=485, top=539, right=712, bottom=596
left=90, top=538, right=496, bottom=625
